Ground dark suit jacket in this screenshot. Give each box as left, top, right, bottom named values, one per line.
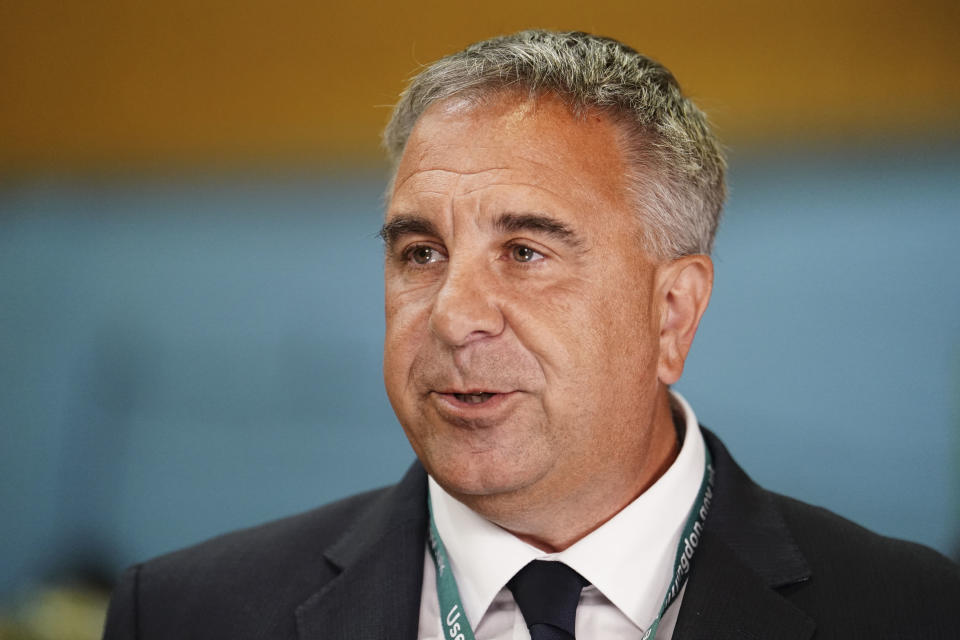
left=102, top=430, right=960, bottom=639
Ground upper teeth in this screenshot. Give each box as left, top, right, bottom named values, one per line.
left=456, top=393, right=493, bottom=404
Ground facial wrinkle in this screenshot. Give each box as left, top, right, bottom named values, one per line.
left=448, top=171, right=464, bottom=241
left=455, top=180, right=570, bottom=201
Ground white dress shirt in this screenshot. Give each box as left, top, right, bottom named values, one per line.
left=417, top=391, right=706, bottom=640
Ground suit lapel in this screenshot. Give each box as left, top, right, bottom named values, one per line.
left=296, top=463, right=429, bottom=640
left=673, top=534, right=815, bottom=639
left=672, top=430, right=815, bottom=639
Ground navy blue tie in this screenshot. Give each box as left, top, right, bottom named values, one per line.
left=507, top=560, right=589, bottom=640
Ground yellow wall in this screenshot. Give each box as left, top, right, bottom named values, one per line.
left=1, top=0, right=958, bottom=171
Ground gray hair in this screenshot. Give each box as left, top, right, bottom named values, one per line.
left=382, top=30, right=727, bottom=258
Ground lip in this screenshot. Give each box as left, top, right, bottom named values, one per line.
left=430, top=390, right=520, bottom=421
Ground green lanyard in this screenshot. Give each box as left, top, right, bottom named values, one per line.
left=427, top=445, right=715, bottom=640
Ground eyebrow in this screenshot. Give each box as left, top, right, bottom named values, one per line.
left=494, top=212, right=582, bottom=248
left=378, top=211, right=582, bottom=250
left=378, top=215, right=440, bottom=250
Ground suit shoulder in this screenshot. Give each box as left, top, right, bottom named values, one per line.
left=107, top=485, right=394, bottom=639
left=104, top=461, right=429, bottom=639
left=141, top=484, right=389, bottom=584
left=774, top=492, right=957, bottom=575
left=771, top=492, right=960, bottom=629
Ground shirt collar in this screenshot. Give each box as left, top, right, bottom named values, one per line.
left=428, top=390, right=706, bottom=631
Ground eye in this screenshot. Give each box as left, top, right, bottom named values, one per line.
left=406, top=245, right=446, bottom=265
left=509, top=244, right=545, bottom=263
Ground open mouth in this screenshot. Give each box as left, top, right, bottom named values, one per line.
left=453, top=392, right=495, bottom=404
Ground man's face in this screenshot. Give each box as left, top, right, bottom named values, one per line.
left=382, top=92, right=668, bottom=510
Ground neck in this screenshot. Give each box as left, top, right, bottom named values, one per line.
left=457, top=389, right=681, bottom=552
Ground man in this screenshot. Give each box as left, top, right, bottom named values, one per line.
left=103, top=30, right=960, bottom=639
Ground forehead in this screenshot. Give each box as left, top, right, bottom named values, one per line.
left=389, top=92, right=633, bottom=220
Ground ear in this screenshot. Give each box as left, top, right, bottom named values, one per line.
left=655, top=255, right=714, bottom=385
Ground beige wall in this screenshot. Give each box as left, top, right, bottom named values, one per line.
left=1, top=0, right=958, bottom=171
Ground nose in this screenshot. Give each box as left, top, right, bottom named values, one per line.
left=429, top=259, right=505, bottom=347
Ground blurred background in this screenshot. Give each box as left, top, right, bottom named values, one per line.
left=1, top=1, right=959, bottom=636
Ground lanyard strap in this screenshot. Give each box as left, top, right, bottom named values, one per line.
left=427, top=445, right=715, bottom=640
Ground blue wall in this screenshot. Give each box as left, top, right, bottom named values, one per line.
left=2, top=145, right=959, bottom=600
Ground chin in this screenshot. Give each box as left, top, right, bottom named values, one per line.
left=424, top=447, right=545, bottom=499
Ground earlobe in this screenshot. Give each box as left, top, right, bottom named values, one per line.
left=656, top=255, right=714, bottom=385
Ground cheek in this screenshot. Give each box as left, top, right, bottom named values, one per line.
left=503, top=276, right=584, bottom=336
left=385, top=293, right=431, bottom=352
left=384, top=315, right=418, bottom=384
left=383, top=285, right=435, bottom=399
left=507, top=276, right=630, bottom=368
left=538, top=274, right=657, bottom=387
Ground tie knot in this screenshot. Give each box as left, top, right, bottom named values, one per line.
left=507, top=560, right=588, bottom=640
